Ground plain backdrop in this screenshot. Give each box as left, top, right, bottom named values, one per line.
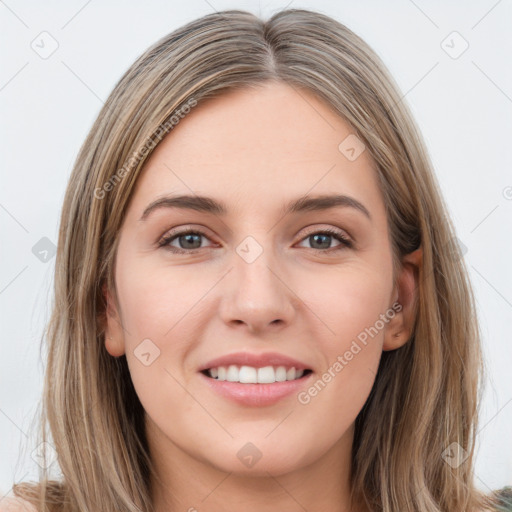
left=1, top=0, right=511, bottom=499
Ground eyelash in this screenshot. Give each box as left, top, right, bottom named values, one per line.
left=157, top=227, right=354, bottom=254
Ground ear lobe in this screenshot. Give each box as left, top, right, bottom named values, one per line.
left=383, top=247, right=422, bottom=351
left=102, top=282, right=126, bottom=357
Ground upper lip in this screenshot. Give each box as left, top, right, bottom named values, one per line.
left=198, top=351, right=311, bottom=372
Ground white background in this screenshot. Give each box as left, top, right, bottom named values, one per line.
left=1, top=0, right=511, bottom=499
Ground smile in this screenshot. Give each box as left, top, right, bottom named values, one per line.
left=202, top=364, right=312, bottom=383
left=199, top=366, right=313, bottom=407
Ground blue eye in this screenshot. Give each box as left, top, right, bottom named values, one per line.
left=298, top=228, right=353, bottom=251
left=158, top=229, right=212, bottom=253
left=158, top=227, right=353, bottom=254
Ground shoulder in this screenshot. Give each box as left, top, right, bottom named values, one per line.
left=490, top=486, right=512, bottom=512
left=0, top=497, right=37, bottom=512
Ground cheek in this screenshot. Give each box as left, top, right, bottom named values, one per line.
left=115, top=252, right=205, bottom=340
left=115, top=259, right=203, bottom=433
left=296, top=260, right=392, bottom=411
left=303, top=257, right=393, bottom=348
left=114, top=252, right=212, bottom=403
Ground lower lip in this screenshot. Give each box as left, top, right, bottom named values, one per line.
left=199, top=371, right=313, bottom=407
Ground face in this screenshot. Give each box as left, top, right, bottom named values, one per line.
left=104, top=81, right=419, bottom=478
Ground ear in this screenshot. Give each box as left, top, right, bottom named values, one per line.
left=383, top=247, right=422, bottom=351
left=102, top=282, right=126, bottom=357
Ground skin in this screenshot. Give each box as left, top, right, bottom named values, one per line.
left=104, top=81, right=421, bottom=512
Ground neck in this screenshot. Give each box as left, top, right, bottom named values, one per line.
left=147, top=418, right=366, bottom=512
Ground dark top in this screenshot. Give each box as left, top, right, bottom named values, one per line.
left=493, top=486, right=512, bottom=511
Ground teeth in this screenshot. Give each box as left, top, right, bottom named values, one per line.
left=207, top=365, right=305, bottom=383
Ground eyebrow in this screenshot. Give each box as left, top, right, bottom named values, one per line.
left=139, top=193, right=372, bottom=221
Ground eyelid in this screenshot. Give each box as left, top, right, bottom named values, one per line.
left=300, top=224, right=352, bottom=242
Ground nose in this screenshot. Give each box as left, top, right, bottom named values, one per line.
left=218, top=245, right=297, bottom=335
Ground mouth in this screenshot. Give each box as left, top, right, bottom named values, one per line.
left=199, top=363, right=315, bottom=406
left=200, top=365, right=313, bottom=384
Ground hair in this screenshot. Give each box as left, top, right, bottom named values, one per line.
left=10, top=8, right=502, bottom=512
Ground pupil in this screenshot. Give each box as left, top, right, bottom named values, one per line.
left=181, top=234, right=201, bottom=249
left=312, top=234, right=330, bottom=249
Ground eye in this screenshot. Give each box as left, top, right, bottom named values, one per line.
left=158, top=228, right=214, bottom=254
left=296, top=227, right=353, bottom=252
left=158, top=226, right=353, bottom=254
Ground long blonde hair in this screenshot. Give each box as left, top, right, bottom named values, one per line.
left=12, top=8, right=500, bottom=512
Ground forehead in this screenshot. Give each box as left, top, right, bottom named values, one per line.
left=128, top=82, right=384, bottom=219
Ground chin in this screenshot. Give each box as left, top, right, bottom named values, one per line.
left=203, top=439, right=314, bottom=477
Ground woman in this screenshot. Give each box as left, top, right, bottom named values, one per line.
left=5, top=8, right=511, bottom=512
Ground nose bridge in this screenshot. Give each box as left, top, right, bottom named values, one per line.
left=218, top=233, right=295, bottom=332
